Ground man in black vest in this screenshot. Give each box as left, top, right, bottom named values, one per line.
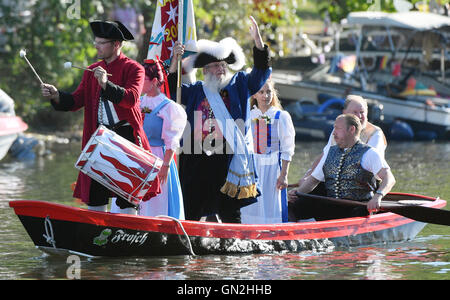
left=288, top=114, right=396, bottom=221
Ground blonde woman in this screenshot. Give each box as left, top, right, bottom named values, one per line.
left=241, top=80, right=295, bottom=224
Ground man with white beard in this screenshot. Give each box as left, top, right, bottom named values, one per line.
left=167, top=16, right=271, bottom=223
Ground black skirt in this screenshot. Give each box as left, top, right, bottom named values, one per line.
left=180, top=150, right=258, bottom=223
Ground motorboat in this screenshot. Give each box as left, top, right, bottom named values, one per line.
left=273, top=11, right=450, bottom=140
left=0, top=89, right=28, bottom=161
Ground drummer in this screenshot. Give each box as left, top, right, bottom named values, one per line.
left=41, top=20, right=160, bottom=214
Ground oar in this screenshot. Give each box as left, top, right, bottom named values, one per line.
left=294, top=192, right=450, bottom=226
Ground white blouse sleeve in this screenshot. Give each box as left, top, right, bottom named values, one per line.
left=140, top=95, right=151, bottom=110
left=158, top=102, right=187, bottom=150
left=278, top=110, right=296, bottom=161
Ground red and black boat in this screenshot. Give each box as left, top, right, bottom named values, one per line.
left=9, top=192, right=447, bottom=258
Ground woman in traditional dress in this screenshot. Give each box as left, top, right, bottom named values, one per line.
left=241, top=79, right=295, bottom=224
left=111, top=59, right=187, bottom=219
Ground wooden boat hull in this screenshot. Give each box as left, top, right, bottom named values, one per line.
left=9, top=193, right=446, bottom=257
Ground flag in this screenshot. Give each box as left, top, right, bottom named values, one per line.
left=378, top=55, right=389, bottom=70
left=147, top=0, right=197, bottom=64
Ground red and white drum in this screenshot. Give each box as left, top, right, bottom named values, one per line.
left=75, top=125, right=162, bottom=206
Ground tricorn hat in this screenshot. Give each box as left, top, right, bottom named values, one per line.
left=182, top=37, right=245, bottom=73
left=90, top=20, right=134, bottom=41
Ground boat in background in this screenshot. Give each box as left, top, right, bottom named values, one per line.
left=0, top=89, right=28, bottom=161
left=9, top=192, right=446, bottom=257
left=283, top=93, right=384, bottom=140
left=273, top=11, right=450, bottom=141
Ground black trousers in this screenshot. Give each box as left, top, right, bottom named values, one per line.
left=88, top=125, right=136, bottom=209
left=179, top=152, right=243, bottom=223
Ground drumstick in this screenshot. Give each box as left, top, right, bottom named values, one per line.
left=19, top=49, right=44, bottom=85
left=64, top=61, right=112, bottom=76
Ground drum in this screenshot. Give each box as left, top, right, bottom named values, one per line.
left=75, top=125, right=162, bottom=206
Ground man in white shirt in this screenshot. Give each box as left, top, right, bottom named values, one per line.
left=288, top=114, right=396, bottom=221
left=297, top=95, right=387, bottom=191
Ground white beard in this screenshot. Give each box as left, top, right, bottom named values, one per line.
left=203, top=71, right=232, bottom=93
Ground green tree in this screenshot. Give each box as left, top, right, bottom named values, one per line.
left=316, top=0, right=450, bottom=23
left=0, top=0, right=303, bottom=131
left=317, top=0, right=398, bottom=22
left=0, top=0, right=152, bottom=130
left=193, top=0, right=303, bottom=58
left=1, top=1, right=107, bottom=130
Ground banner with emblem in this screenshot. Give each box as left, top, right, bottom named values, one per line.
left=147, top=0, right=198, bottom=63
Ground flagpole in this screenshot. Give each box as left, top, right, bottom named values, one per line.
left=176, top=0, right=184, bottom=104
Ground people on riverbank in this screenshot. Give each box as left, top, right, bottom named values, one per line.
left=240, top=79, right=295, bottom=224
left=288, top=114, right=396, bottom=221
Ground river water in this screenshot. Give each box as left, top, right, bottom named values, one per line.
left=0, top=139, right=449, bottom=280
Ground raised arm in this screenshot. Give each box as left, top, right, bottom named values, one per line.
left=249, top=16, right=264, bottom=50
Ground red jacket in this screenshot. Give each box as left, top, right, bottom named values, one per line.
left=53, top=53, right=160, bottom=204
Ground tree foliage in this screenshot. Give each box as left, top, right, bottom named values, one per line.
left=4, top=0, right=437, bottom=131
left=0, top=0, right=155, bottom=129
left=316, top=0, right=395, bottom=22
left=316, top=0, right=450, bottom=22
left=0, top=0, right=304, bottom=130
left=1, top=1, right=112, bottom=129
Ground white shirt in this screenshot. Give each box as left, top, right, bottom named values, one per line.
left=312, top=143, right=390, bottom=182
left=98, top=98, right=120, bottom=126
left=250, top=106, right=296, bottom=161
left=140, top=94, right=187, bottom=150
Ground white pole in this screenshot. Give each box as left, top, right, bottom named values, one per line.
left=176, top=0, right=184, bottom=104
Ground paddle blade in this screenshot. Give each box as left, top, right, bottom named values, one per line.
left=295, top=192, right=450, bottom=227
left=381, top=203, right=450, bottom=226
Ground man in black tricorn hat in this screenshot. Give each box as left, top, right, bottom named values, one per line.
left=41, top=21, right=160, bottom=214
